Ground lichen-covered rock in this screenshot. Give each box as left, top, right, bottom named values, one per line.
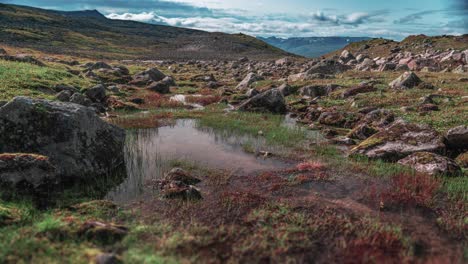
left=237, top=88, right=287, bottom=114
left=351, top=120, right=445, bottom=161
left=0, top=153, right=55, bottom=188
left=389, top=71, right=422, bottom=89
left=397, top=152, right=462, bottom=176
left=347, top=123, right=379, bottom=140
left=0, top=97, right=125, bottom=182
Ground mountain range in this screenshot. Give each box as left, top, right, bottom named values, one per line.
left=259, top=36, right=371, bottom=58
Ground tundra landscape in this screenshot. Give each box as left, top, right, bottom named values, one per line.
left=0, top=1, right=467, bottom=263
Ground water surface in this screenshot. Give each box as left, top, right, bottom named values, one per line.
left=106, top=119, right=302, bottom=204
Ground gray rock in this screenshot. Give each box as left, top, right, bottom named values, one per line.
left=84, top=84, right=107, bottom=103
left=398, top=152, right=462, bottom=176
left=89, top=61, right=112, bottom=70
left=164, top=168, right=201, bottom=185
left=130, top=68, right=166, bottom=86
left=238, top=88, right=287, bottom=114
left=235, top=72, right=263, bottom=90
left=246, top=89, right=260, bottom=98
left=389, top=71, right=422, bottom=89
left=351, top=120, right=445, bottom=161
left=56, top=90, right=73, bottom=102
left=278, top=83, right=295, bottom=96
left=0, top=97, right=125, bottom=181
left=70, top=93, right=92, bottom=107
left=445, top=125, right=468, bottom=151
left=147, top=77, right=175, bottom=94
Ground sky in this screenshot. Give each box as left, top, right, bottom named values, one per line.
left=1, top=0, right=467, bottom=40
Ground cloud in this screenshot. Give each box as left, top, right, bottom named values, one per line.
left=394, top=10, right=441, bottom=24
left=310, top=10, right=387, bottom=26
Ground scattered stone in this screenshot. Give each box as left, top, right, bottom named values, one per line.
left=95, top=253, right=122, bottom=264
left=347, top=123, right=379, bottom=140
left=397, top=152, right=462, bottom=176
left=300, top=85, right=329, bottom=97
left=278, top=83, right=294, bottom=96
left=235, top=72, right=263, bottom=90
left=237, top=88, right=287, bottom=114
left=389, top=71, right=422, bottom=90
left=130, top=68, right=166, bottom=86
left=56, top=90, right=73, bottom=102
left=70, top=93, right=92, bottom=107
left=342, top=83, right=377, bottom=98
left=84, top=84, right=107, bottom=103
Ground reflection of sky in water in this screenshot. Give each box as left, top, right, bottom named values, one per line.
left=106, top=119, right=308, bottom=204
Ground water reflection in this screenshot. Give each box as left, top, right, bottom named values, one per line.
left=106, top=119, right=298, bottom=204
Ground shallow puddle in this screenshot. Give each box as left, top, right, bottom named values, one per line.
left=105, top=119, right=306, bottom=204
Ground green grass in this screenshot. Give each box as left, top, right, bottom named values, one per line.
left=0, top=60, right=92, bottom=101
left=443, top=177, right=468, bottom=202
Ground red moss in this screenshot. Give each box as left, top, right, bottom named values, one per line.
left=185, top=95, right=221, bottom=106
left=296, top=161, right=325, bottom=172
left=344, top=230, right=408, bottom=264
left=380, top=173, right=441, bottom=208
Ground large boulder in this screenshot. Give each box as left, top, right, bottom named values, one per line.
left=130, top=68, right=166, bottom=86
left=0, top=97, right=125, bottom=182
left=147, top=77, right=175, bottom=94
left=397, top=152, right=462, bottom=176
left=307, top=60, right=351, bottom=75
left=351, top=120, right=445, bottom=161
left=339, top=50, right=355, bottom=64
left=235, top=72, right=263, bottom=90
left=389, top=71, right=422, bottom=89
left=445, top=125, right=468, bottom=151
left=84, top=84, right=107, bottom=103
left=237, top=88, right=287, bottom=114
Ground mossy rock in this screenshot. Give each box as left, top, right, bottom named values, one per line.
left=70, top=200, right=118, bottom=217
left=0, top=205, right=21, bottom=226
left=455, top=152, right=468, bottom=168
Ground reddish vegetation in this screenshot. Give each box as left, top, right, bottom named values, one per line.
left=378, top=173, right=441, bottom=208
left=296, top=161, right=325, bottom=172
left=344, top=230, right=408, bottom=264
left=185, top=95, right=221, bottom=106
left=143, top=93, right=184, bottom=108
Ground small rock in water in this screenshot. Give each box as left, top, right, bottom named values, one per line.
left=164, top=167, right=201, bottom=185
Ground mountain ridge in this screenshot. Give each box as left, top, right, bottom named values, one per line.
left=0, top=3, right=293, bottom=60
left=259, top=36, right=371, bottom=58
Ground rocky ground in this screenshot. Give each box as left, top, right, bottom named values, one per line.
left=0, top=40, right=467, bottom=263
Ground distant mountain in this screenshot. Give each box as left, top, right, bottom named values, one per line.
left=259, top=36, right=371, bottom=58
left=0, top=3, right=292, bottom=60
